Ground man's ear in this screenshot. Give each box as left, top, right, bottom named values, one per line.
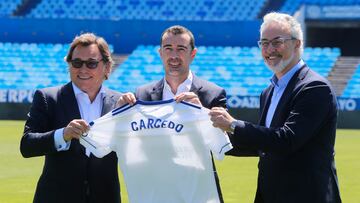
left=158, top=47, right=162, bottom=58
left=295, top=39, right=301, bottom=49
left=191, top=48, right=197, bottom=59
left=104, top=63, right=111, bottom=80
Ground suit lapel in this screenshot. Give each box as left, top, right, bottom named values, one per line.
left=270, top=65, right=308, bottom=127
left=101, top=95, right=113, bottom=116
left=149, top=79, right=164, bottom=101
left=61, top=83, right=116, bottom=118
left=61, top=82, right=81, bottom=122
left=189, top=75, right=203, bottom=95
left=59, top=83, right=84, bottom=153
left=259, top=85, right=274, bottom=125
left=101, top=88, right=116, bottom=116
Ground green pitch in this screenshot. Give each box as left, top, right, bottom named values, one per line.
left=0, top=120, right=359, bottom=202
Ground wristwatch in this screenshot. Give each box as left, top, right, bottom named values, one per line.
left=229, top=120, right=238, bottom=133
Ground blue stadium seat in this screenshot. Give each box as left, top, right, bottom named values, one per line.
left=281, top=0, right=360, bottom=14
left=0, top=43, right=342, bottom=97
left=0, top=0, right=22, bottom=16
left=342, top=64, right=360, bottom=98
left=26, top=0, right=266, bottom=21
left=0, top=42, right=93, bottom=90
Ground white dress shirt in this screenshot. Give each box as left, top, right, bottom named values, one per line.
left=54, top=82, right=106, bottom=155
left=162, top=71, right=193, bottom=100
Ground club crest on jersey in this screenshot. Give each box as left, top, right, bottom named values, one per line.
left=131, top=118, right=184, bottom=133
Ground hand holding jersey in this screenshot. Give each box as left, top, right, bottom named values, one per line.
left=174, top=91, right=202, bottom=106
left=63, top=119, right=90, bottom=141
left=209, top=107, right=237, bottom=132
left=116, top=92, right=137, bottom=106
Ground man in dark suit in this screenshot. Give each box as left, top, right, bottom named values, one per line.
left=20, top=33, right=121, bottom=203
left=209, top=12, right=342, bottom=203
left=118, top=25, right=227, bottom=202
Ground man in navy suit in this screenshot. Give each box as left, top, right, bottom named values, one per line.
left=20, top=33, right=121, bottom=203
left=118, top=25, right=227, bottom=202
left=209, top=12, right=341, bottom=203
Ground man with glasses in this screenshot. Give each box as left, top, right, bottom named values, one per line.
left=209, top=12, right=341, bottom=202
left=20, top=33, right=121, bottom=203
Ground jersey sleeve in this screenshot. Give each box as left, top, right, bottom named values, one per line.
left=198, top=109, right=233, bottom=160
left=79, top=113, right=116, bottom=158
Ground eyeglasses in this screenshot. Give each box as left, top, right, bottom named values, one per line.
left=257, top=37, right=297, bottom=49
left=70, top=59, right=104, bottom=69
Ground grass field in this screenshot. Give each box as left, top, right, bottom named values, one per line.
left=0, top=120, right=359, bottom=202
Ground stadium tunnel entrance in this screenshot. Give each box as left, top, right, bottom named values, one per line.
left=306, top=21, right=360, bottom=56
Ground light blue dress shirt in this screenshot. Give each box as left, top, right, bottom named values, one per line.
left=265, top=60, right=304, bottom=127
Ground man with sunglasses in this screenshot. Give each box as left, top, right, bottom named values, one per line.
left=20, top=33, right=121, bottom=203
left=209, top=12, right=341, bottom=202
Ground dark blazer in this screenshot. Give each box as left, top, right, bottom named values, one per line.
left=135, top=75, right=227, bottom=203
left=231, top=65, right=341, bottom=203
left=20, top=82, right=121, bottom=203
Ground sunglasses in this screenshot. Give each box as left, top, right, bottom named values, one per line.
left=70, top=59, right=104, bottom=69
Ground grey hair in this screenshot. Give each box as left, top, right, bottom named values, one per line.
left=260, top=12, right=303, bottom=55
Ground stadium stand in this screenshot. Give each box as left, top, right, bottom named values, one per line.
left=106, top=45, right=340, bottom=96
left=0, top=0, right=356, bottom=98
left=0, top=42, right=114, bottom=90
left=0, top=0, right=359, bottom=128
left=280, top=0, right=360, bottom=14
left=342, top=64, right=360, bottom=98
left=0, top=42, right=341, bottom=97
left=27, top=0, right=266, bottom=21
left=0, top=0, right=22, bottom=17
left=0, top=42, right=69, bottom=90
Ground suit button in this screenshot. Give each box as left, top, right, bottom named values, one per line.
left=84, top=180, right=90, bottom=195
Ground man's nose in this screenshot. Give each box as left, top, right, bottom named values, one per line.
left=169, top=50, right=179, bottom=58
left=265, top=44, right=277, bottom=53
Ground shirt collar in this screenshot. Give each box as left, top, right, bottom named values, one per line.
left=72, top=82, right=106, bottom=100
left=270, top=59, right=304, bottom=88
left=164, top=70, right=193, bottom=94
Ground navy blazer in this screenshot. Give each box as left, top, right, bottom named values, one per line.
left=20, top=82, right=121, bottom=203
left=231, top=66, right=341, bottom=203
left=135, top=75, right=227, bottom=203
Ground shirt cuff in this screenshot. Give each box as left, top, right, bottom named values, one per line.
left=237, top=120, right=245, bottom=128
left=54, top=128, right=71, bottom=151
left=233, top=120, right=245, bottom=134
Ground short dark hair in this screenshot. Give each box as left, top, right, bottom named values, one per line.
left=65, top=33, right=114, bottom=68
left=160, top=25, right=195, bottom=50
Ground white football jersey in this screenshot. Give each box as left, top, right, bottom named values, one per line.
left=80, top=99, right=233, bottom=203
